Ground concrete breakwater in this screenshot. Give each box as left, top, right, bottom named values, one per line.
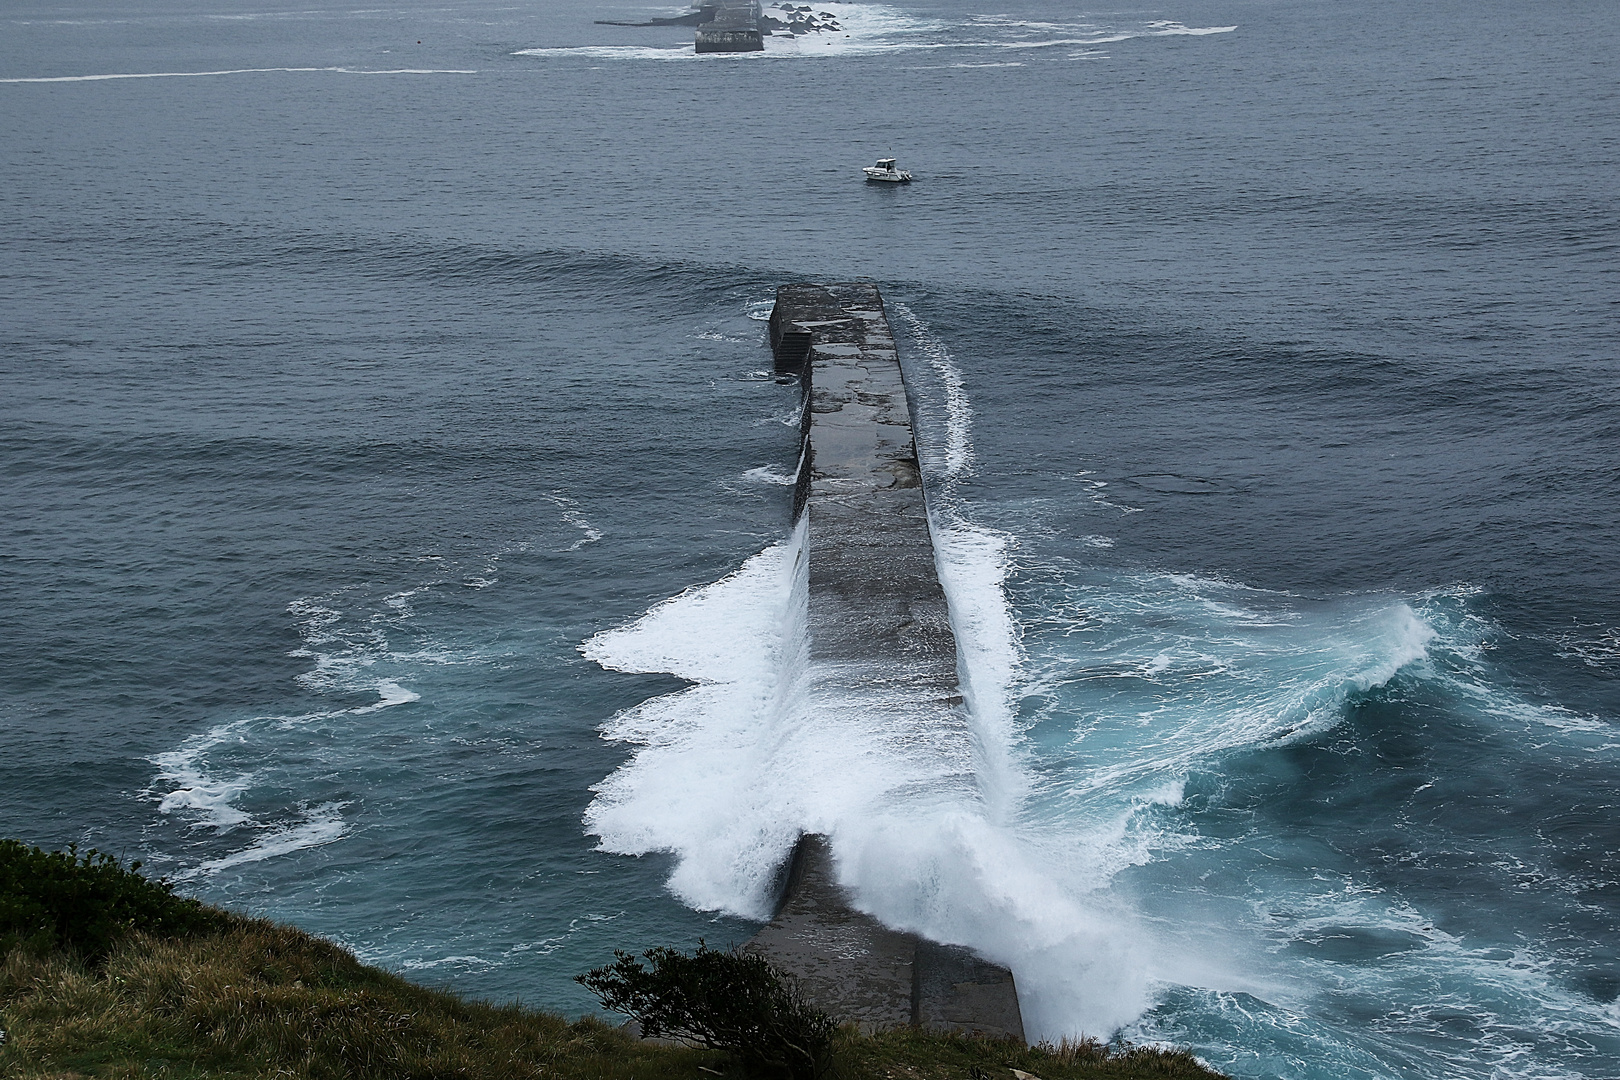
left=594, top=1, right=764, bottom=51
left=747, top=284, right=1025, bottom=1042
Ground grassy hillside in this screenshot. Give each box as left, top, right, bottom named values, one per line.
left=0, top=841, right=1224, bottom=1080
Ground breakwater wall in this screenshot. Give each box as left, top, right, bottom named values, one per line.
left=696, top=0, right=764, bottom=51
left=746, top=284, right=1025, bottom=1042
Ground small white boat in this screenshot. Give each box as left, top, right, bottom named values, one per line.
left=863, top=157, right=912, bottom=183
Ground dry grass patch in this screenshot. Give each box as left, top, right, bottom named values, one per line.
left=0, top=919, right=721, bottom=1080
left=0, top=916, right=1225, bottom=1080
left=839, top=1028, right=1223, bottom=1080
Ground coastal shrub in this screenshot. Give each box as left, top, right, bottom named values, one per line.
left=577, top=941, right=837, bottom=1080
left=0, top=838, right=224, bottom=959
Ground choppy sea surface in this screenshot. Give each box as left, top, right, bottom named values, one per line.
left=3, top=0, right=1618, bottom=1076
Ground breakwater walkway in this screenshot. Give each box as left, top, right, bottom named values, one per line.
left=746, top=284, right=1025, bottom=1042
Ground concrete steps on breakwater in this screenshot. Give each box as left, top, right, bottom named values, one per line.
left=746, top=283, right=1025, bottom=1043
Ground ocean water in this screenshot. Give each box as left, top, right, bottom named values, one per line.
left=3, top=0, right=1618, bottom=1076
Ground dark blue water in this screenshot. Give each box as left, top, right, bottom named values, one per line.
left=3, top=0, right=1617, bottom=1075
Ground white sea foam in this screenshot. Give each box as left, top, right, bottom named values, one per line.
left=1072, top=472, right=1146, bottom=514
left=772, top=404, right=808, bottom=428
left=505, top=912, right=626, bottom=958
left=890, top=302, right=972, bottom=480
left=148, top=556, right=528, bottom=874
left=931, top=522, right=1025, bottom=818
left=583, top=520, right=811, bottom=915
left=151, top=720, right=258, bottom=829
left=970, top=16, right=1090, bottom=32
left=401, top=953, right=499, bottom=970
left=742, top=464, right=797, bottom=486
left=1037, top=585, right=1439, bottom=801
left=1145, top=21, right=1238, bottom=36
left=357, top=679, right=422, bottom=712
left=150, top=677, right=415, bottom=843
left=1128, top=861, right=1620, bottom=1079
left=1556, top=626, right=1620, bottom=670
left=543, top=492, right=602, bottom=550
left=514, top=5, right=1226, bottom=65
left=512, top=4, right=926, bottom=62
left=582, top=516, right=1162, bottom=1033
left=464, top=554, right=501, bottom=589
left=512, top=44, right=695, bottom=61
left=582, top=299, right=1147, bottom=1034
left=569, top=308, right=1086, bottom=1034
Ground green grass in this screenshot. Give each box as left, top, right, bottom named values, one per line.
left=0, top=842, right=1225, bottom=1079
left=0, top=918, right=716, bottom=1080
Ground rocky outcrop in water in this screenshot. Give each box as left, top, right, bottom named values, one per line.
left=595, top=1, right=843, bottom=49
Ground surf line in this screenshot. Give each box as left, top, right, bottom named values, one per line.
left=747, top=284, right=1025, bottom=1040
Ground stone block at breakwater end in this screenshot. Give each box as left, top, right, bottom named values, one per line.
left=747, top=835, right=1025, bottom=1041
left=744, top=283, right=1025, bottom=1043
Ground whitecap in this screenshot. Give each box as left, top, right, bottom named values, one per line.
left=150, top=720, right=258, bottom=830
left=544, top=492, right=602, bottom=550
left=180, top=801, right=351, bottom=878
left=742, top=464, right=797, bottom=486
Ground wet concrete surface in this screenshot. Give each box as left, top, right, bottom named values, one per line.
left=746, top=284, right=1024, bottom=1043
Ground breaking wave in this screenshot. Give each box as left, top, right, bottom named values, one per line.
left=581, top=302, right=1458, bottom=1040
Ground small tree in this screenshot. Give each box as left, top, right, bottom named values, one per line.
left=577, top=942, right=836, bottom=1080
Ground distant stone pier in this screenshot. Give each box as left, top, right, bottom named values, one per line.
left=696, top=0, right=764, bottom=51
left=597, top=1, right=842, bottom=53
left=747, top=284, right=1025, bottom=1043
